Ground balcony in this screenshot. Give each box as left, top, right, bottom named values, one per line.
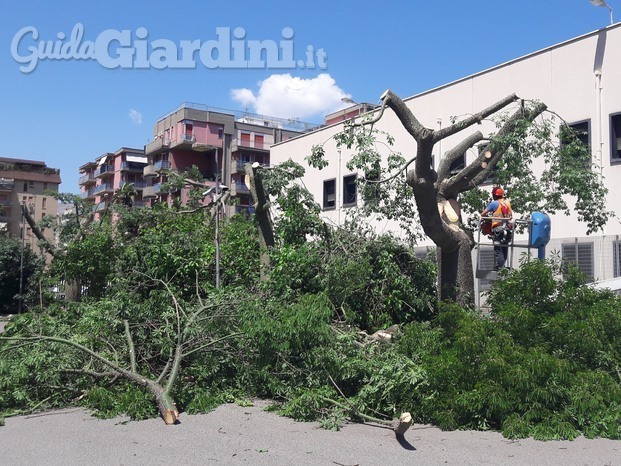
left=231, top=138, right=271, bottom=153
left=171, top=134, right=196, bottom=149
left=154, top=160, right=171, bottom=171
left=132, top=200, right=147, bottom=208
left=93, top=183, right=114, bottom=195
left=79, top=173, right=95, bottom=185
left=94, top=165, right=114, bottom=178
left=120, top=162, right=146, bottom=172
left=143, top=165, right=156, bottom=177
left=0, top=214, right=10, bottom=223
left=120, top=181, right=147, bottom=190
left=235, top=182, right=250, bottom=194
left=80, top=189, right=95, bottom=199
left=145, top=137, right=170, bottom=156
left=142, top=183, right=165, bottom=199
left=0, top=178, right=15, bottom=191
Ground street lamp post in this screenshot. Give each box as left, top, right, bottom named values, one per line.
left=193, top=143, right=222, bottom=289
left=590, top=0, right=614, bottom=25
left=18, top=201, right=26, bottom=313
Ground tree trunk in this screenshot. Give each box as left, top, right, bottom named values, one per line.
left=244, top=162, right=274, bottom=280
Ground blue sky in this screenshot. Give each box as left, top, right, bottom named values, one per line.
left=1, top=0, right=614, bottom=192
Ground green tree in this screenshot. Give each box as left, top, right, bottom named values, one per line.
left=0, top=234, right=42, bottom=313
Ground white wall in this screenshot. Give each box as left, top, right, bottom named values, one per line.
left=271, top=24, right=621, bottom=286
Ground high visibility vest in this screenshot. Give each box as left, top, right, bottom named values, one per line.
left=492, top=199, right=512, bottom=228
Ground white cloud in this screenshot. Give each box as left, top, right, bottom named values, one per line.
left=231, top=73, right=351, bottom=121
left=128, top=109, right=143, bottom=124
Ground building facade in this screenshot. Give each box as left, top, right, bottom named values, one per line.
left=79, top=147, right=148, bottom=214
left=141, top=103, right=315, bottom=215
left=270, top=24, right=621, bottom=299
left=0, top=157, right=61, bottom=251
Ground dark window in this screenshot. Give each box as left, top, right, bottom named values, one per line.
left=562, top=242, right=594, bottom=282
left=23, top=182, right=28, bottom=192
left=343, top=174, right=357, bottom=207
left=323, top=179, right=336, bottom=209
left=363, top=162, right=380, bottom=207
left=218, top=128, right=224, bottom=139
left=449, top=153, right=466, bottom=175
left=560, top=120, right=591, bottom=166
left=614, top=241, right=621, bottom=278
left=611, top=113, right=621, bottom=163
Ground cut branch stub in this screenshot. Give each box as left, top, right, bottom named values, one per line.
left=393, top=412, right=413, bottom=437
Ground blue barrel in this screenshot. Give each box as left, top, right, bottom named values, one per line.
left=530, top=212, right=551, bottom=259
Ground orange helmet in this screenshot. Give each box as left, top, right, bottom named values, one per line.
left=492, top=187, right=504, bottom=198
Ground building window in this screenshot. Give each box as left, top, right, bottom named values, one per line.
left=218, top=128, right=224, bottom=139
left=611, top=113, right=621, bottom=163
left=449, top=153, right=466, bottom=176
left=23, top=182, right=28, bottom=192
left=241, top=132, right=251, bottom=146
left=43, top=182, right=48, bottom=190
left=183, top=122, right=193, bottom=141
left=363, top=162, right=381, bottom=207
left=562, top=242, right=594, bottom=282
left=614, top=241, right=621, bottom=278
left=343, top=174, right=357, bottom=207
left=560, top=120, right=591, bottom=166
left=42, top=198, right=47, bottom=210
left=323, top=179, right=336, bottom=210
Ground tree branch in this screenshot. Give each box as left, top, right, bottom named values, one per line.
left=433, top=93, right=518, bottom=142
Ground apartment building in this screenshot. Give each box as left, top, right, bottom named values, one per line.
left=270, top=24, right=621, bottom=298
left=0, top=157, right=61, bottom=251
left=142, top=103, right=315, bottom=215
left=79, top=147, right=147, bottom=213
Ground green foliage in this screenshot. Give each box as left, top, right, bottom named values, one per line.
left=0, top=235, right=43, bottom=313
left=320, top=233, right=437, bottom=330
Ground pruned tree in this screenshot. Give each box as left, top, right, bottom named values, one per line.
left=308, top=90, right=610, bottom=305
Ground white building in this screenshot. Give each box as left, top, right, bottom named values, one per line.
left=270, top=24, right=621, bottom=298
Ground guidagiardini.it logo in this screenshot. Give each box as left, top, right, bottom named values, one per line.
left=10, top=23, right=328, bottom=73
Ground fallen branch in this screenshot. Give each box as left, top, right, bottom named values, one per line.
left=320, top=395, right=413, bottom=438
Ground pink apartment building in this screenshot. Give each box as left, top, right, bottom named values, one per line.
left=142, top=102, right=316, bottom=215
left=79, top=147, right=147, bottom=214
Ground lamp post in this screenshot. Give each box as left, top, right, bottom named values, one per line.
left=193, top=143, right=222, bottom=289
left=18, top=201, right=26, bottom=313
left=590, top=0, right=614, bottom=24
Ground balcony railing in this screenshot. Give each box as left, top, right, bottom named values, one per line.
left=94, top=165, right=114, bottom=177
left=142, top=183, right=165, bottom=199
left=120, top=162, right=146, bottom=172
left=143, top=165, right=156, bottom=177
left=154, top=160, right=171, bottom=171
left=119, top=181, right=148, bottom=189
left=93, top=183, right=114, bottom=194
left=233, top=139, right=271, bottom=151
left=0, top=199, right=11, bottom=206
left=145, top=137, right=170, bottom=155
left=0, top=215, right=10, bottom=223
left=79, top=173, right=95, bottom=185
left=80, top=189, right=95, bottom=199
left=235, top=182, right=250, bottom=194
left=0, top=179, right=15, bottom=191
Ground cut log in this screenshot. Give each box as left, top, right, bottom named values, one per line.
left=163, top=409, right=179, bottom=425
left=393, top=412, right=413, bottom=437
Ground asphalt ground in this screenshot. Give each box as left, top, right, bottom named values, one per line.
left=1, top=401, right=620, bottom=465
